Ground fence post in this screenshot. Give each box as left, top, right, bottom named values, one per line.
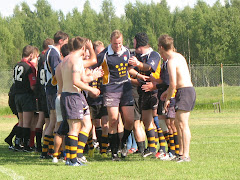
left=221, top=63, right=224, bottom=103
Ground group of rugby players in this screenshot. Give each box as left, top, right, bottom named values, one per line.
left=5, top=29, right=196, bottom=166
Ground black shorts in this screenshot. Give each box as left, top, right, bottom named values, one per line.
left=157, top=100, right=166, bottom=115
left=46, top=93, right=57, bottom=111
left=141, top=92, right=158, bottom=110
left=103, top=90, right=134, bottom=107
left=175, top=87, right=196, bottom=112
left=133, top=96, right=141, bottom=121
left=8, top=95, right=17, bottom=115
left=37, top=94, right=49, bottom=118
left=89, top=104, right=108, bottom=120
left=15, top=93, right=36, bottom=113
left=166, top=98, right=176, bottom=119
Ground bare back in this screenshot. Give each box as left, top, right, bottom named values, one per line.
left=168, top=52, right=193, bottom=89
left=61, top=53, right=84, bottom=93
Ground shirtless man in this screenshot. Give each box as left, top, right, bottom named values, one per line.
left=158, top=34, right=196, bottom=162
left=60, top=37, right=102, bottom=166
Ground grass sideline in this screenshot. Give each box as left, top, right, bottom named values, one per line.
left=0, top=110, right=240, bottom=179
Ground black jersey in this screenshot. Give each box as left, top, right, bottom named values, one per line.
left=13, top=59, right=36, bottom=94
left=35, top=53, right=46, bottom=97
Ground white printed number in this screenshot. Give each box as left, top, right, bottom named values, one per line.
left=40, top=69, right=45, bottom=85
left=14, top=65, right=24, bottom=82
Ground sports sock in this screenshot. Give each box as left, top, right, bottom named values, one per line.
left=174, top=132, right=179, bottom=156
left=41, top=135, right=51, bottom=156
left=29, top=130, right=35, bottom=148
left=158, top=129, right=166, bottom=153
left=121, top=129, right=132, bottom=144
left=136, top=141, right=145, bottom=153
left=163, top=132, right=170, bottom=153
left=48, top=134, right=54, bottom=155
left=87, top=134, right=94, bottom=150
left=108, top=133, right=118, bottom=155
left=146, top=128, right=156, bottom=153
left=77, top=131, right=88, bottom=158
left=5, top=123, right=18, bottom=146
left=154, top=129, right=159, bottom=150
left=153, top=116, right=160, bottom=129
left=101, top=134, right=108, bottom=154
left=35, top=128, right=43, bottom=150
left=68, top=135, right=78, bottom=163
left=22, top=127, right=31, bottom=149
left=95, top=126, right=102, bottom=149
left=65, top=135, right=70, bottom=162
left=169, top=134, right=175, bottom=155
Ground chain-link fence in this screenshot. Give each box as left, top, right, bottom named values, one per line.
left=0, top=64, right=239, bottom=107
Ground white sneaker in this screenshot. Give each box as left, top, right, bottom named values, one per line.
left=52, top=157, right=58, bottom=163
left=160, top=153, right=170, bottom=161
left=77, top=156, right=88, bottom=163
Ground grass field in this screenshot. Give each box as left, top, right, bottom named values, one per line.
left=0, top=86, right=240, bottom=179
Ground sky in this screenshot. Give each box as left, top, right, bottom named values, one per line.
left=0, top=0, right=225, bottom=17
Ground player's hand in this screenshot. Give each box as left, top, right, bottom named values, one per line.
left=141, top=82, right=155, bottom=92
left=129, top=56, right=140, bottom=66
left=164, top=99, right=170, bottom=112
left=160, top=90, right=168, bottom=101
left=149, top=74, right=158, bottom=83
left=92, top=67, right=104, bottom=79
left=90, top=88, right=100, bottom=97
left=85, top=39, right=93, bottom=50
left=137, top=73, right=150, bottom=81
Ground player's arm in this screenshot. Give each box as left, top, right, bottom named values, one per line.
left=164, top=59, right=177, bottom=111
left=128, top=68, right=150, bottom=81
left=83, top=40, right=97, bottom=68
left=72, top=59, right=100, bottom=96
left=129, top=56, right=151, bottom=71
left=55, top=64, right=63, bottom=95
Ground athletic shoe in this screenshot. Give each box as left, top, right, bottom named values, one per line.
left=142, top=149, right=156, bottom=158
left=40, top=154, right=52, bottom=159
left=8, top=146, right=14, bottom=150
left=14, top=145, right=22, bottom=152
left=93, top=141, right=99, bottom=149
left=101, top=153, right=108, bottom=158
left=168, top=152, right=177, bottom=161
left=128, top=149, right=133, bottom=154
left=52, top=157, right=58, bottom=163
left=69, top=161, right=85, bottom=166
left=160, top=153, right=170, bottom=161
left=155, top=150, right=165, bottom=159
left=176, top=156, right=191, bottom=163
left=77, top=156, right=88, bottom=163
left=23, top=147, right=34, bottom=152
left=112, top=154, right=121, bottom=161
left=121, top=143, right=128, bottom=158
left=88, top=149, right=95, bottom=158
left=65, top=160, right=70, bottom=165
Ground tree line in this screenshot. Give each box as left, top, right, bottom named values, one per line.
left=0, top=0, right=239, bottom=70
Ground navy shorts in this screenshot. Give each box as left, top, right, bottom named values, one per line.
left=166, top=98, right=176, bottom=119
left=175, top=87, right=196, bottom=112
left=60, top=92, right=90, bottom=121
left=46, top=93, right=57, bottom=111
left=103, top=89, right=134, bottom=107
left=15, top=93, right=36, bottom=113
left=37, top=94, right=49, bottom=118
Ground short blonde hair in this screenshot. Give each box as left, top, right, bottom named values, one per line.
left=158, top=34, right=174, bottom=51
left=110, top=30, right=123, bottom=40
left=93, top=41, right=104, bottom=51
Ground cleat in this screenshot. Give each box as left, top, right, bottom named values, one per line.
left=52, top=157, right=59, bottom=163
left=23, top=147, right=34, bottom=152
left=77, top=156, right=88, bottom=163
left=69, top=161, right=84, bottom=166
left=128, top=149, right=133, bottom=154
left=142, top=149, right=156, bottom=158
left=8, top=146, right=14, bottom=150
left=88, top=149, right=95, bottom=158
left=121, top=143, right=128, bottom=158
left=65, top=160, right=70, bottom=165
left=176, top=156, right=191, bottom=163
left=112, top=154, right=121, bottom=161
left=40, top=154, right=52, bottom=159
left=101, top=153, right=108, bottom=158
left=160, top=153, right=170, bottom=161
left=14, top=145, right=22, bottom=152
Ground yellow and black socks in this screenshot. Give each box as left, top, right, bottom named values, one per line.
left=87, top=134, right=94, bottom=150
left=77, top=131, right=88, bottom=158
left=48, top=133, right=55, bottom=155
left=169, top=134, right=175, bottom=155
left=154, top=129, right=159, bottom=150
left=41, top=135, right=52, bottom=156
left=65, top=135, right=70, bottom=162
left=174, top=132, right=179, bottom=156
left=101, top=134, right=108, bottom=154
left=163, top=132, right=170, bottom=153
left=158, top=129, right=166, bottom=153
left=146, top=128, right=156, bottom=153
left=68, top=135, right=78, bottom=163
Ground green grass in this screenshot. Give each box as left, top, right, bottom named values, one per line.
left=0, top=110, right=240, bottom=179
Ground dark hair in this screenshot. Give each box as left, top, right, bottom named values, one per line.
left=68, top=36, right=86, bottom=52
left=158, top=34, right=174, bottom=51
left=135, top=32, right=149, bottom=48
left=53, top=31, right=69, bottom=44
left=42, top=38, right=54, bottom=50
left=22, top=45, right=34, bottom=58
left=61, top=44, right=70, bottom=57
